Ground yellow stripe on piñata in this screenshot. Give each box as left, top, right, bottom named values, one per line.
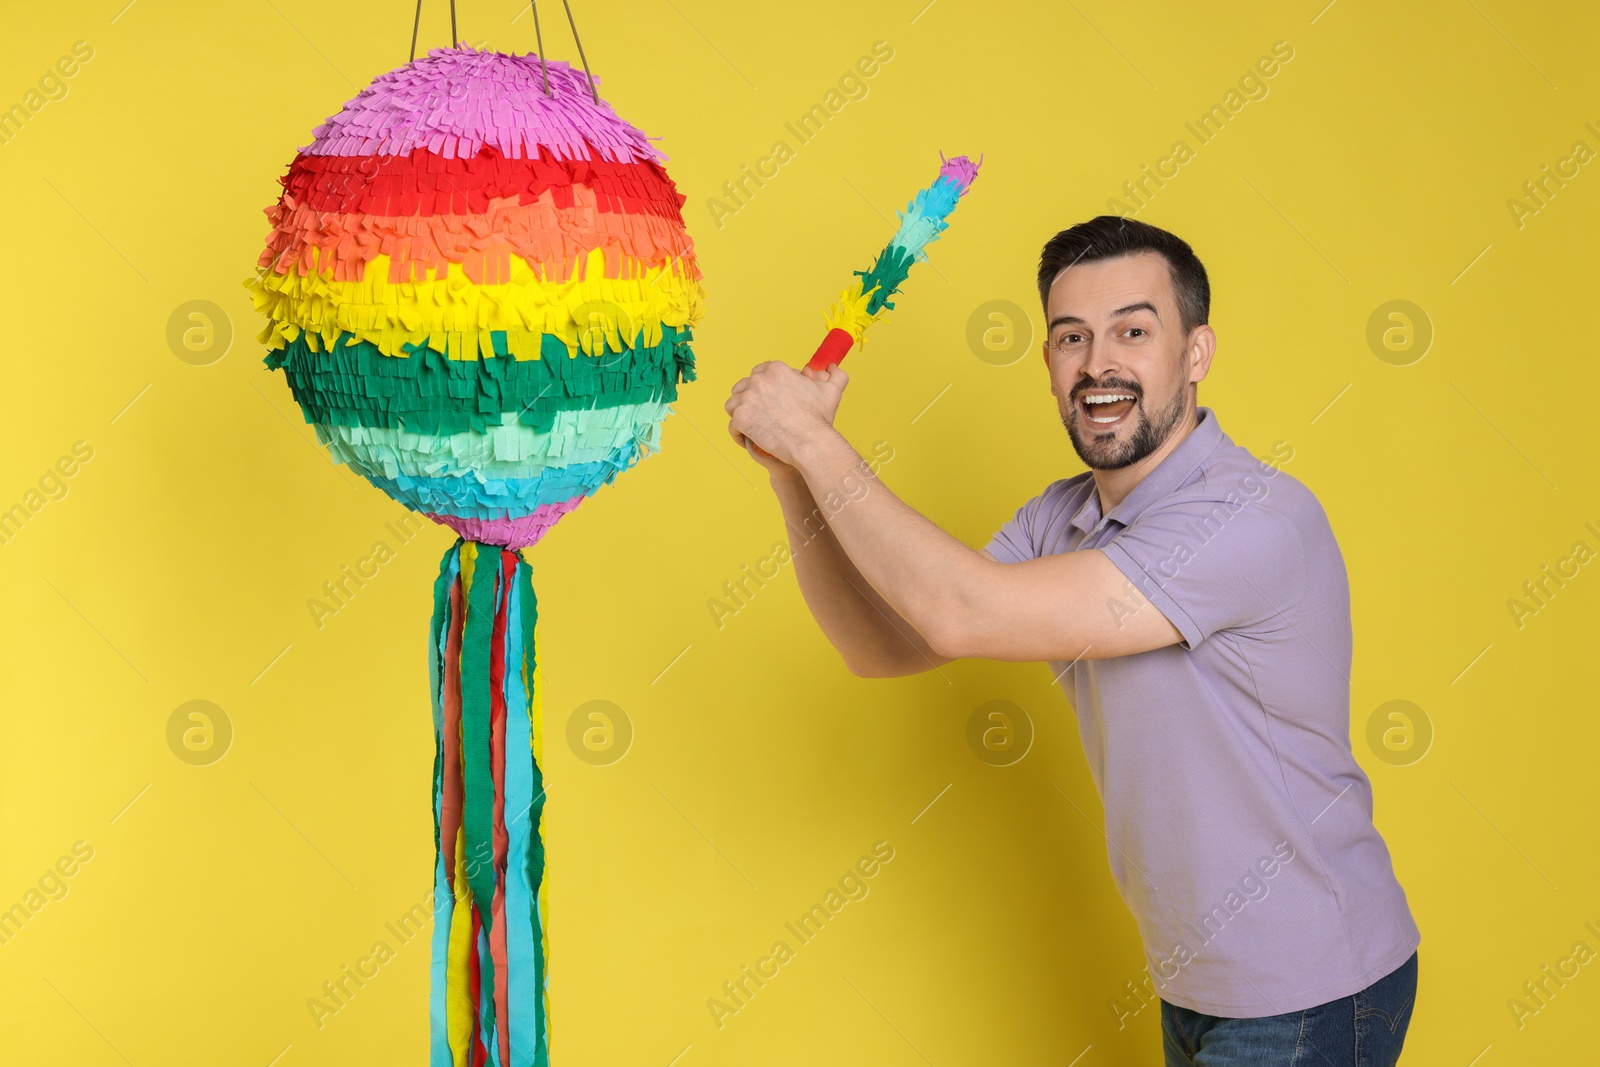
left=248, top=246, right=706, bottom=360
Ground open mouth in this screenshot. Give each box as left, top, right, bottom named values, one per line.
left=1076, top=389, right=1138, bottom=430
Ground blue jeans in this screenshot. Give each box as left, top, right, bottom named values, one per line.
left=1160, top=951, right=1418, bottom=1066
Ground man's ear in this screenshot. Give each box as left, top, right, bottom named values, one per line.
left=1187, top=325, right=1217, bottom=386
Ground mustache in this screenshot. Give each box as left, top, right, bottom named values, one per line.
left=1069, top=377, right=1144, bottom=404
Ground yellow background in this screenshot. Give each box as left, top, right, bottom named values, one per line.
left=2, top=0, right=1596, bottom=1064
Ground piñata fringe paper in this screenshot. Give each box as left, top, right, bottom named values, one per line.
left=246, top=46, right=706, bottom=550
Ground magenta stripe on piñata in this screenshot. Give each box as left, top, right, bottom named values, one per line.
left=304, top=47, right=665, bottom=164
left=428, top=497, right=588, bottom=550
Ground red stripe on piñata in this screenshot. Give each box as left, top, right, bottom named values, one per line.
left=275, top=145, right=688, bottom=219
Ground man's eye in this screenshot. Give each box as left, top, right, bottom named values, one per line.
left=1127, top=328, right=1145, bottom=338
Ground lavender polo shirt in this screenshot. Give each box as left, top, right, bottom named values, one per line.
left=984, top=407, right=1420, bottom=1017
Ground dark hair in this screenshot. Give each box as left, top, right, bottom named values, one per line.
left=1036, top=216, right=1210, bottom=337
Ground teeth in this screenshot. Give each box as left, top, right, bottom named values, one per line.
left=1083, top=393, right=1135, bottom=404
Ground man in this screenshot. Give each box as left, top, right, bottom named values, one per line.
left=724, top=216, right=1421, bottom=1065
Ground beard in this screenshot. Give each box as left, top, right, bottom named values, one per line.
left=1062, top=376, right=1188, bottom=471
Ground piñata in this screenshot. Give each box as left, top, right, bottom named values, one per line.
left=246, top=44, right=704, bottom=1066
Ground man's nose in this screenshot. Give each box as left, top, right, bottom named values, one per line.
left=1082, top=336, right=1122, bottom=379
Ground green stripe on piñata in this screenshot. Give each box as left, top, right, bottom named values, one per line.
left=265, top=326, right=698, bottom=436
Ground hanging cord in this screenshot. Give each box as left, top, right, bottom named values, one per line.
left=408, top=0, right=597, bottom=101
left=560, top=0, right=599, bottom=103
left=408, top=0, right=453, bottom=61
left=530, top=1, right=549, bottom=95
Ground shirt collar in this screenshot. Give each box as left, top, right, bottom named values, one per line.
left=1068, top=406, right=1226, bottom=534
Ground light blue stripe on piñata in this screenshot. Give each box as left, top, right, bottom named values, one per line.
left=315, top=399, right=670, bottom=483
left=503, top=563, right=540, bottom=1065
left=360, top=439, right=644, bottom=519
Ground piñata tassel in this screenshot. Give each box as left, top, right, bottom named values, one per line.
left=430, top=540, right=549, bottom=1066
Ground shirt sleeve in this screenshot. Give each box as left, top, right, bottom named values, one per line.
left=982, top=486, right=1052, bottom=564
left=1097, top=491, right=1307, bottom=649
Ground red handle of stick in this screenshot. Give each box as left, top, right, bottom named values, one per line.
left=805, top=327, right=855, bottom=371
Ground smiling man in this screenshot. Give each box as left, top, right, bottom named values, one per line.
left=724, top=216, right=1421, bottom=1065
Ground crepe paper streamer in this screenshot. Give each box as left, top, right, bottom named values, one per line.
left=247, top=45, right=705, bottom=1066
left=805, top=152, right=981, bottom=371
left=430, top=542, right=547, bottom=1067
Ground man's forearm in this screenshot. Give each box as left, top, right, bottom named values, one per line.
left=769, top=467, right=946, bottom=677
left=790, top=427, right=986, bottom=655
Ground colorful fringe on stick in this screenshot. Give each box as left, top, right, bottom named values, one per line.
left=430, top=541, right=547, bottom=1066
left=247, top=46, right=706, bottom=1064
left=807, top=152, right=982, bottom=370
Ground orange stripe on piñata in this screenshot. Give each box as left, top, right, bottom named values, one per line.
left=261, top=181, right=700, bottom=285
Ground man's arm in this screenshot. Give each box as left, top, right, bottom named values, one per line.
left=787, top=430, right=1182, bottom=662
left=768, top=464, right=954, bottom=678
left=726, top=360, right=1183, bottom=663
